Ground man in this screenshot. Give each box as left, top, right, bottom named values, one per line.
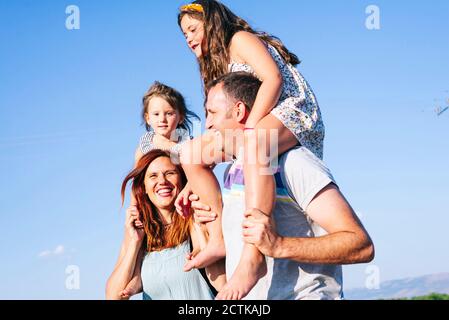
left=189, top=72, right=374, bottom=300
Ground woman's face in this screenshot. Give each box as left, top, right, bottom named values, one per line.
left=144, top=156, right=183, bottom=211
left=180, top=15, right=205, bottom=58
left=145, top=96, right=181, bottom=139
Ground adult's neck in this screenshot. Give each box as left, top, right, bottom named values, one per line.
left=155, top=207, right=174, bottom=225
left=229, top=127, right=245, bottom=159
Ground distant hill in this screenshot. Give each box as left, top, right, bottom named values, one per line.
left=345, top=273, right=449, bottom=300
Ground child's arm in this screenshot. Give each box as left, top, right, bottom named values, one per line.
left=229, top=31, right=283, bottom=128
left=130, top=146, right=144, bottom=207
left=152, top=134, right=177, bottom=151
left=135, top=146, right=144, bottom=165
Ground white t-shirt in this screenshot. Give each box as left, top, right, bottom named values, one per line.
left=222, top=147, right=343, bottom=300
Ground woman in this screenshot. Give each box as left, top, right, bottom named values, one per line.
left=106, top=149, right=224, bottom=300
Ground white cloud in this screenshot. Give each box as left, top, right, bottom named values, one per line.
left=54, top=245, right=65, bottom=255
left=38, top=250, right=52, bottom=258
left=38, top=245, right=65, bottom=258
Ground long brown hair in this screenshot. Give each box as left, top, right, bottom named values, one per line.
left=142, top=81, right=200, bottom=136
left=121, top=150, right=191, bottom=252
left=178, top=0, right=300, bottom=94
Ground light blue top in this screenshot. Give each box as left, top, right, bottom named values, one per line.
left=141, top=240, right=214, bottom=300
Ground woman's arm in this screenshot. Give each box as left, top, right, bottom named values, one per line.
left=105, top=242, right=141, bottom=300
left=119, top=249, right=144, bottom=299
left=114, top=145, right=144, bottom=269
left=229, top=31, right=283, bottom=128
left=106, top=206, right=145, bottom=300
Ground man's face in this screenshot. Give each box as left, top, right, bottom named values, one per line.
left=205, top=84, right=239, bottom=134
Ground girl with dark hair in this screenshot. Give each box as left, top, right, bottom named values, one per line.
left=177, top=0, right=325, bottom=300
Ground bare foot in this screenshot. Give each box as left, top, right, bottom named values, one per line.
left=120, top=277, right=143, bottom=300
left=184, top=241, right=226, bottom=271
left=216, top=253, right=267, bottom=300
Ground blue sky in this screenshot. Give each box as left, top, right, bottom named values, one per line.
left=0, top=0, right=448, bottom=299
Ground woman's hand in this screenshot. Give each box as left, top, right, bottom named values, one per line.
left=175, top=184, right=193, bottom=217
left=126, top=205, right=145, bottom=245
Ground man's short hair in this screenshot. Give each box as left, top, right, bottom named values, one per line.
left=205, top=72, right=262, bottom=112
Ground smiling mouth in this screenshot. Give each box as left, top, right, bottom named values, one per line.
left=156, top=188, right=173, bottom=197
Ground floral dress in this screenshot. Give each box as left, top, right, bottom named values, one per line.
left=229, top=44, right=325, bottom=159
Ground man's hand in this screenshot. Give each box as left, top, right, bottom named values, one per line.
left=242, top=208, right=282, bottom=257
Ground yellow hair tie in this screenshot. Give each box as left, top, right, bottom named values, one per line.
left=180, top=3, right=204, bottom=13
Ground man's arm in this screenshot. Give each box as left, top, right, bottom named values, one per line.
left=242, top=183, right=374, bottom=264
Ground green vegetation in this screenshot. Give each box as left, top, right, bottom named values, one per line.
left=398, top=293, right=449, bottom=300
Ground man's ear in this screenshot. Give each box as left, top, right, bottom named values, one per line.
left=234, top=101, right=249, bottom=124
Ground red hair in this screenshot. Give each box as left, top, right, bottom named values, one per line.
left=121, top=150, right=191, bottom=252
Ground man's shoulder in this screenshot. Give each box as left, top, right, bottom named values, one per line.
left=279, top=147, right=331, bottom=175
left=277, top=147, right=336, bottom=209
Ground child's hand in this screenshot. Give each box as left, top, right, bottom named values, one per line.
left=189, top=194, right=217, bottom=224
left=119, top=289, right=132, bottom=300
left=175, top=185, right=193, bottom=217
left=119, top=275, right=143, bottom=300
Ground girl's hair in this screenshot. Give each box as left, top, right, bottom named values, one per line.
left=178, top=0, right=300, bottom=93
left=142, top=81, right=200, bottom=136
left=121, top=150, right=191, bottom=252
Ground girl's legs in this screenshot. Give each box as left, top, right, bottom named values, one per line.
left=181, top=130, right=227, bottom=271
left=244, top=114, right=298, bottom=210
left=217, top=114, right=298, bottom=300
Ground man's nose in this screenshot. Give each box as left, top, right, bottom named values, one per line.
left=205, top=117, right=213, bottom=130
